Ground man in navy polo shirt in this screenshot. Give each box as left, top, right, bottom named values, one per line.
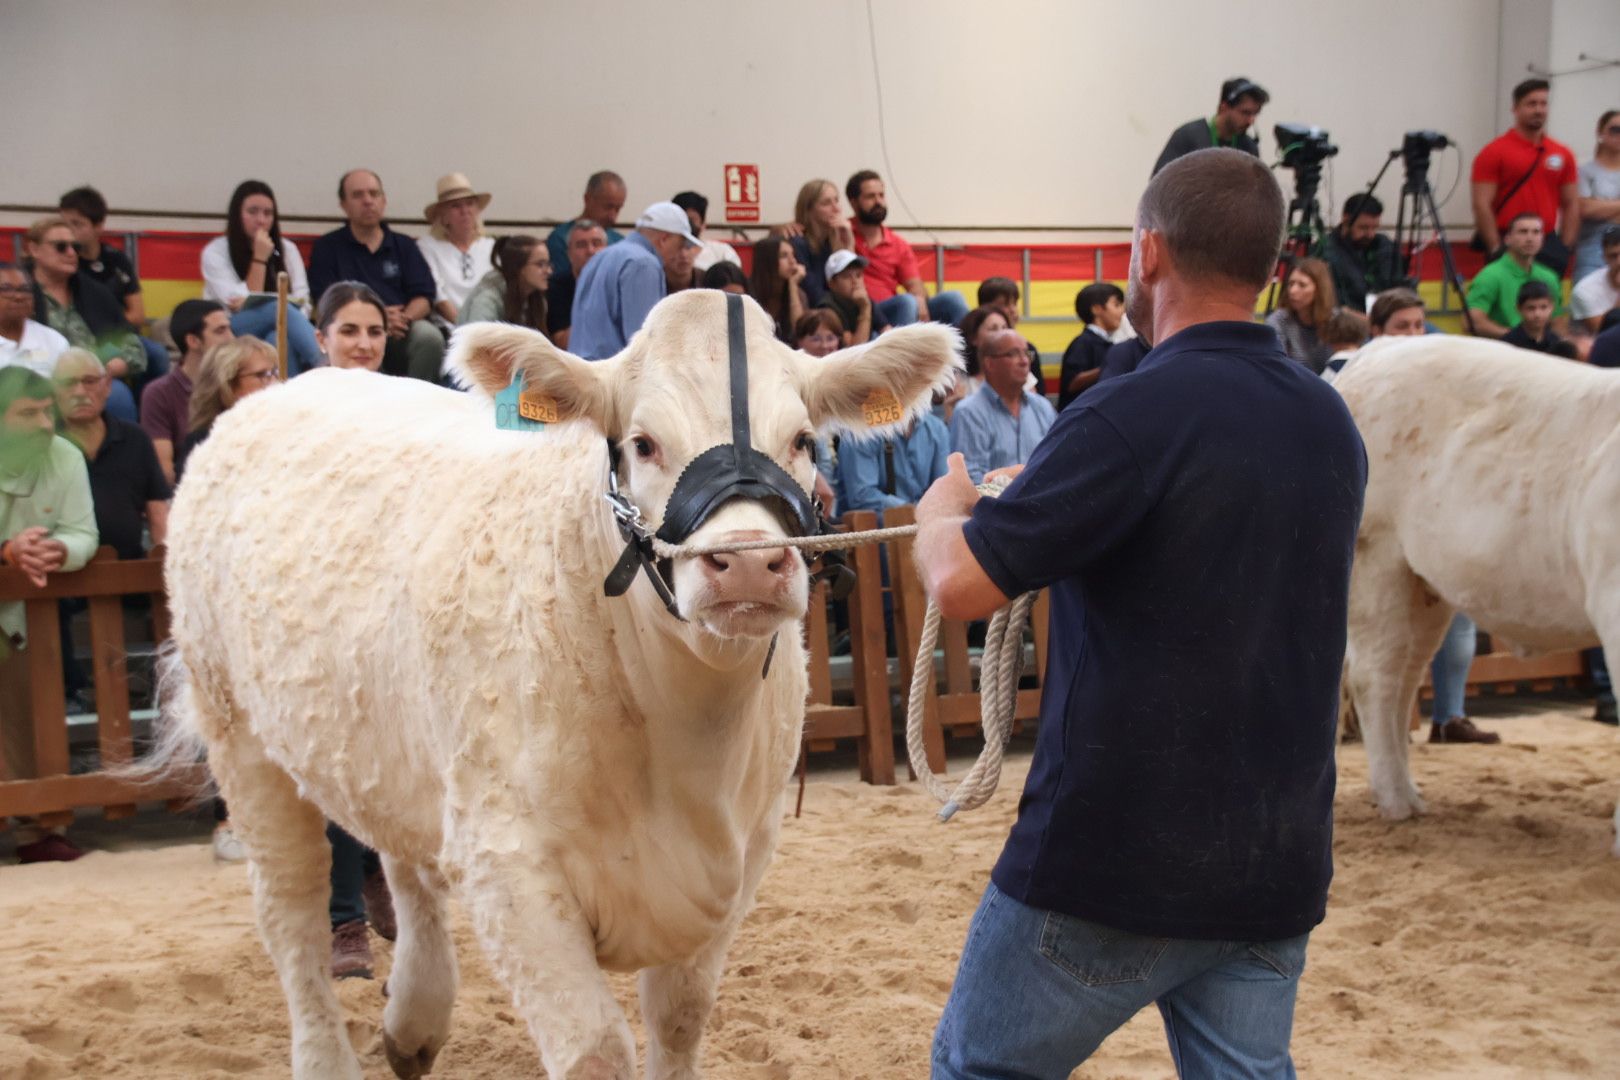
left=309, top=169, right=443, bottom=380
left=918, top=148, right=1366, bottom=1079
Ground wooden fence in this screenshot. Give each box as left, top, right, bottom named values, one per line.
left=0, top=521, right=1598, bottom=824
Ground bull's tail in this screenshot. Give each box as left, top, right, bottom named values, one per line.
left=112, top=640, right=216, bottom=801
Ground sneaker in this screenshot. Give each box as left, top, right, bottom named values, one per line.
left=363, top=869, right=397, bottom=942
left=17, top=834, right=85, bottom=863
left=211, top=823, right=248, bottom=864
left=330, top=919, right=373, bottom=980
left=1428, top=716, right=1501, bottom=744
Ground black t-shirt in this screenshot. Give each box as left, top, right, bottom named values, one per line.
left=546, top=272, right=577, bottom=334
left=1502, top=323, right=1575, bottom=358
left=83, top=417, right=171, bottom=559
left=1152, top=117, right=1261, bottom=176
left=965, top=321, right=1367, bottom=941
left=1057, top=328, right=1112, bottom=409
left=1590, top=324, right=1620, bottom=368
left=78, top=246, right=141, bottom=303
left=816, top=290, right=889, bottom=340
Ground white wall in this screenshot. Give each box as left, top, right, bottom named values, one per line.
left=0, top=0, right=1571, bottom=239
left=1545, top=0, right=1620, bottom=158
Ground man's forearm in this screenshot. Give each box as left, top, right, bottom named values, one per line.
left=1468, top=308, right=1509, bottom=338
left=402, top=297, right=432, bottom=322
left=904, top=278, right=932, bottom=320
left=916, top=513, right=1006, bottom=620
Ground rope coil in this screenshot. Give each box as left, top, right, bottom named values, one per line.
left=649, top=479, right=1025, bottom=822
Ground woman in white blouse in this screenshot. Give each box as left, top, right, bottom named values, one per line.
left=199, top=180, right=322, bottom=375
left=416, top=172, right=496, bottom=323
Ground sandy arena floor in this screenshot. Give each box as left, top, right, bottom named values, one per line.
left=2, top=700, right=1619, bottom=1079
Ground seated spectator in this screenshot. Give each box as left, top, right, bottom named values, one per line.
left=545, top=221, right=607, bottom=349
left=1098, top=334, right=1151, bottom=383
left=417, top=173, right=496, bottom=323
left=314, top=283, right=389, bottom=372
left=1502, top=281, right=1576, bottom=357
left=308, top=169, right=442, bottom=381
left=0, top=364, right=98, bottom=862
left=1570, top=225, right=1620, bottom=331
left=793, top=309, right=844, bottom=358
left=977, top=277, right=1023, bottom=326
left=749, top=237, right=809, bottom=344
left=948, top=329, right=1057, bottom=483
left=25, top=217, right=144, bottom=420
left=58, top=186, right=170, bottom=383
left=1265, top=257, right=1337, bottom=372
left=1466, top=213, right=1566, bottom=338
left=816, top=251, right=886, bottom=346
left=1369, top=287, right=1428, bottom=338
left=177, top=337, right=278, bottom=481
left=1318, top=309, right=1370, bottom=381
left=1317, top=193, right=1407, bottom=312
left=458, top=236, right=551, bottom=333
left=570, top=203, right=702, bottom=360
left=1059, top=283, right=1125, bottom=409
left=702, top=262, right=749, bottom=295
left=0, top=262, right=69, bottom=377
left=201, top=180, right=321, bottom=376
left=775, top=179, right=855, bottom=306
left=847, top=170, right=968, bottom=328
left=1589, top=317, right=1620, bottom=368
left=141, top=299, right=232, bottom=484
left=546, top=171, right=626, bottom=290
left=665, top=233, right=702, bottom=294
left=673, top=191, right=740, bottom=272
left=957, top=305, right=1011, bottom=381
left=837, top=408, right=950, bottom=522
left=1574, top=111, right=1620, bottom=283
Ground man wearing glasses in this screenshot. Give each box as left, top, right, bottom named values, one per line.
left=0, top=362, right=99, bottom=862
left=0, top=262, right=69, bottom=377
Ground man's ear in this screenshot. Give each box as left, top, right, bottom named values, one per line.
left=445, top=323, right=618, bottom=430
left=795, top=323, right=963, bottom=439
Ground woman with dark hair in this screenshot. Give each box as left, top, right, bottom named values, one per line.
left=1265, top=257, right=1337, bottom=372
left=201, top=180, right=321, bottom=374
left=702, top=261, right=749, bottom=294
left=749, top=237, right=808, bottom=343
left=314, top=282, right=389, bottom=371
left=457, top=236, right=552, bottom=333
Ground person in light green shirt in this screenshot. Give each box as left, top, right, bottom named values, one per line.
left=1466, top=213, right=1566, bottom=337
left=1, top=364, right=99, bottom=861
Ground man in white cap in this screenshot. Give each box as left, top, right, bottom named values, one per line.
left=569, top=201, right=704, bottom=360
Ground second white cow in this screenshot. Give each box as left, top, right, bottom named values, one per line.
left=154, top=291, right=960, bottom=1079
left=1333, top=336, right=1616, bottom=832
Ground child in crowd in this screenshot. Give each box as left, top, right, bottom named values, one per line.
left=1058, top=283, right=1124, bottom=409
left=1319, top=309, right=1370, bottom=381
left=1502, top=281, right=1576, bottom=358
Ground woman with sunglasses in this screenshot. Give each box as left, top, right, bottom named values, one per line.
left=175, top=337, right=278, bottom=483
left=201, top=181, right=322, bottom=376
left=1573, top=110, right=1620, bottom=285
left=24, top=217, right=144, bottom=421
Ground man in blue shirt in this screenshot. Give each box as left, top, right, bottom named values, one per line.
left=836, top=412, right=950, bottom=522
left=947, top=330, right=1056, bottom=482
left=308, top=170, right=443, bottom=380
left=545, top=171, right=626, bottom=289
left=569, top=202, right=703, bottom=360
left=918, top=149, right=1366, bottom=1079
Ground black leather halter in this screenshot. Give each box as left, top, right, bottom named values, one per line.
left=602, top=293, right=853, bottom=619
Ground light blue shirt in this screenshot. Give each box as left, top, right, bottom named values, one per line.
left=836, top=413, right=951, bottom=521
left=948, top=382, right=1058, bottom=483
left=569, top=231, right=665, bottom=360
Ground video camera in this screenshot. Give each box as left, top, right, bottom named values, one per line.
left=1274, top=123, right=1339, bottom=169
left=1400, top=130, right=1450, bottom=176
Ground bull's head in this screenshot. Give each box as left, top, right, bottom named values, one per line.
left=449, top=291, right=960, bottom=643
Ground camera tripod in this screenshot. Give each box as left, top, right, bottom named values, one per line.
left=1387, top=146, right=1475, bottom=335
left=1263, top=158, right=1329, bottom=315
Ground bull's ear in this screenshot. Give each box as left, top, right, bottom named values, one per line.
left=446, top=323, right=617, bottom=430
left=796, top=323, right=964, bottom=438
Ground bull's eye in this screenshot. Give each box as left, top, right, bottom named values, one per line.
left=631, top=435, right=657, bottom=460
left=793, top=432, right=815, bottom=455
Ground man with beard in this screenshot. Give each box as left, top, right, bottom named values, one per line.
left=1152, top=77, right=1268, bottom=176
left=1318, top=194, right=1407, bottom=311
left=1471, top=78, right=1579, bottom=275
left=846, top=170, right=968, bottom=328
left=0, top=364, right=99, bottom=862
left=915, top=148, right=1366, bottom=1079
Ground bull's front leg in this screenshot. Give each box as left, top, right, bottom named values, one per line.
left=445, top=812, right=634, bottom=1080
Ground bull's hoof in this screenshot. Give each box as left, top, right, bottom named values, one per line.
left=383, top=1031, right=440, bottom=1079
left=1374, top=789, right=1427, bottom=821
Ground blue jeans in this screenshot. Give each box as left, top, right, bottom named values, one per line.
left=231, top=301, right=322, bottom=376
left=878, top=289, right=970, bottom=330
left=1430, top=612, right=1476, bottom=725
left=933, top=883, right=1308, bottom=1079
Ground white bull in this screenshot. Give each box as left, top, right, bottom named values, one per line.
left=154, top=291, right=959, bottom=1079
left=1333, top=337, right=1616, bottom=834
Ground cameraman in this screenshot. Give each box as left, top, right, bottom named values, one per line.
left=1317, top=194, right=1408, bottom=311
left=1152, top=77, right=1267, bottom=176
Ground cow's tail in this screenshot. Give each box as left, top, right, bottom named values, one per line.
left=113, top=640, right=216, bottom=800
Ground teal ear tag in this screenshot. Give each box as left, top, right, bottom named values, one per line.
left=495, top=369, right=547, bottom=432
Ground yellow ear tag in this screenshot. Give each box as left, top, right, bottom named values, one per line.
left=861, top=386, right=905, bottom=427
left=519, top=390, right=561, bottom=424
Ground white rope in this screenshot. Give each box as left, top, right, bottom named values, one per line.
left=651, top=481, right=1027, bottom=822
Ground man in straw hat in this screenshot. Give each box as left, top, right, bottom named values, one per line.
left=418, top=172, right=495, bottom=324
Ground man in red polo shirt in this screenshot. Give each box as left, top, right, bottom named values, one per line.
left=846, top=170, right=968, bottom=328
left=1471, top=78, right=1579, bottom=276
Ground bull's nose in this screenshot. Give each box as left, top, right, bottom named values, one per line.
left=700, top=545, right=796, bottom=592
